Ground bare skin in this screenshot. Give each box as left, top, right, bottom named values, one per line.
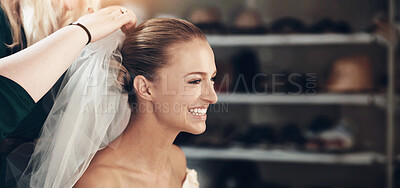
left=74, top=38, right=217, bottom=187
left=75, top=142, right=186, bottom=188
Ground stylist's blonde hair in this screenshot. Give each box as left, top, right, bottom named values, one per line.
left=0, top=0, right=100, bottom=48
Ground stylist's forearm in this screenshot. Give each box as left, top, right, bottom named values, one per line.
left=0, top=26, right=87, bottom=102
left=0, top=6, right=137, bottom=103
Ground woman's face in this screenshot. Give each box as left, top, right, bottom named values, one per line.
left=150, top=38, right=218, bottom=134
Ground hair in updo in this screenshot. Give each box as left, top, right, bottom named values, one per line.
left=119, top=18, right=206, bottom=107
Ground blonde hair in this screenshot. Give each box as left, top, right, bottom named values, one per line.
left=1, top=0, right=100, bottom=48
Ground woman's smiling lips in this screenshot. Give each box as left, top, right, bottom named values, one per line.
left=188, top=106, right=208, bottom=120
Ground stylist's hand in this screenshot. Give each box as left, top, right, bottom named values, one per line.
left=74, top=6, right=137, bottom=43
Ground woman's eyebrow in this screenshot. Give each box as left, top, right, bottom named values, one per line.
left=184, top=70, right=218, bottom=77
left=184, top=72, right=206, bottom=77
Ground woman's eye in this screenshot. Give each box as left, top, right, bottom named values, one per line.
left=211, top=76, right=217, bottom=83
left=188, top=79, right=201, bottom=84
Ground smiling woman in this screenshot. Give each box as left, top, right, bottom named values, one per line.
left=15, top=18, right=217, bottom=188
left=79, top=18, right=217, bottom=187
left=77, top=18, right=218, bottom=187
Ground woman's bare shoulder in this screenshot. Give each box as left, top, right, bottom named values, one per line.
left=74, top=165, right=119, bottom=188
left=169, top=144, right=188, bottom=179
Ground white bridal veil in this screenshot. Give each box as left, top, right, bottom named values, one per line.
left=10, top=30, right=131, bottom=188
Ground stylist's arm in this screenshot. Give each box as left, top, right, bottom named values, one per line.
left=0, top=6, right=136, bottom=130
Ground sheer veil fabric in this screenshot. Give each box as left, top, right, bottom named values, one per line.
left=11, top=30, right=131, bottom=188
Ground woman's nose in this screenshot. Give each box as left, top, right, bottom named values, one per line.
left=201, top=81, right=218, bottom=104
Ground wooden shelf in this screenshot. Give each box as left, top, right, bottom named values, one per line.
left=182, top=147, right=385, bottom=165
left=216, top=93, right=386, bottom=106
left=206, top=34, right=382, bottom=47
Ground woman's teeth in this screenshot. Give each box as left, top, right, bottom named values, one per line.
left=189, top=108, right=207, bottom=116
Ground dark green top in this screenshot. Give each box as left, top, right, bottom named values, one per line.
left=0, top=6, right=56, bottom=188
left=0, top=75, right=35, bottom=139
left=0, top=5, right=35, bottom=139
left=0, top=5, right=58, bottom=140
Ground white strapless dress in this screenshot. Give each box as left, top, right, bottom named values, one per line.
left=182, top=168, right=199, bottom=188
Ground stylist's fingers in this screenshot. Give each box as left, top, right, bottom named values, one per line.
left=74, top=6, right=137, bottom=43
left=119, top=9, right=137, bottom=35
left=109, top=7, right=136, bottom=35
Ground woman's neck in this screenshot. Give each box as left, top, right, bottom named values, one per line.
left=108, top=110, right=180, bottom=174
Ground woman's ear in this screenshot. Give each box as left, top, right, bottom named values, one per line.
left=133, top=75, right=153, bottom=101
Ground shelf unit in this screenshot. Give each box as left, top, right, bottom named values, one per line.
left=171, top=1, right=396, bottom=187
left=194, top=41, right=395, bottom=186
left=182, top=147, right=386, bottom=165
left=202, top=16, right=395, bottom=188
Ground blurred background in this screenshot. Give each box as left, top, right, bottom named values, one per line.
left=102, top=0, right=399, bottom=187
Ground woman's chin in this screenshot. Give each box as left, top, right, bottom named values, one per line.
left=187, top=122, right=206, bottom=135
